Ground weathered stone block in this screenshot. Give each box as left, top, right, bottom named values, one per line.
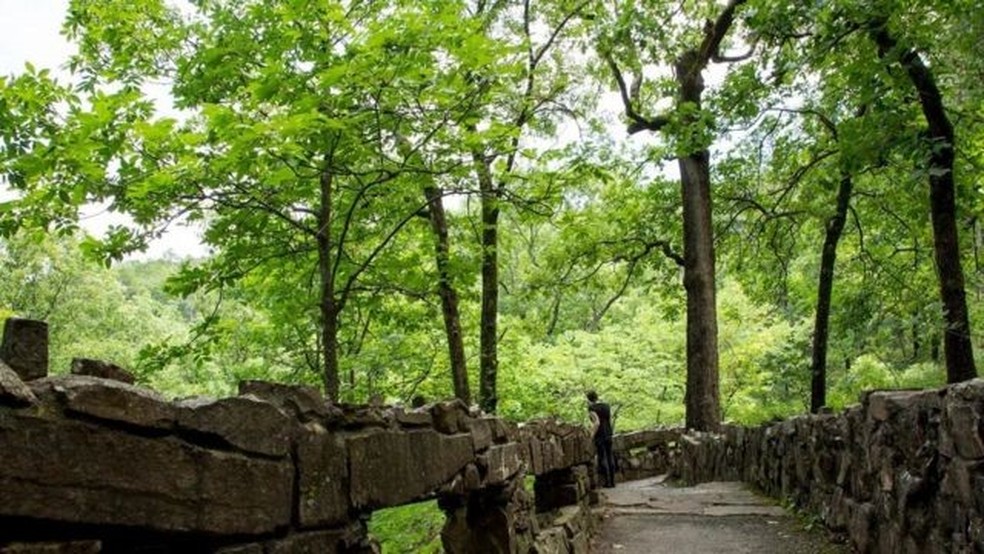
left=612, top=428, right=681, bottom=452
left=177, top=395, right=290, bottom=457
left=941, top=459, right=982, bottom=506
left=541, top=438, right=561, bottom=473
left=238, top=380, right=328, bottom=422
left=866, top=390, right=922, bottom=422
left=569, top=530, right=590, bottom=554
left=485, top=443, right=523, bottom=484
left=0, top=542, right=101, bottom=553
left=945, top=401, right=984, bottom=460
left=265, top=529, right=350, bottom=554
left=490, top=418, right=513, bottom=444
left=527, top=438, right=544, bottom=475
left=847, top=501, right=875, bottom=553
left=348, top=429, right=473, bottom=509
left=431, top=399, right=469, bottom=434
left=463, top=463, right=482, bottom=490
left=0, top=411, right=292, bottom=535
left=393, top=406, right=433, bottom=428
left=949, top=378, right=984, bottom=402
left=0, top=318, right=48, bottom=381
left=530, top=528, right=566, bottom=554
left=0, top=360, right=36, bottom=407
left=557, top=505, right=586, bottom=538
left=338, top=405, right=390, bottom=429
left=70, top=358, right=135, bottom=384
left=469, top=417, right=493, bottom=452
left=296, top=424, right=349, bottom=528
left=213, top=545, right=263, bottom=554
left=561, top=432, right=592, bottom=467
left=38, top=375, right=174, bottom=431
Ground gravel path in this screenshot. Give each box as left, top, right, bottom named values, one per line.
left=590, top=476, right=850, bottom=554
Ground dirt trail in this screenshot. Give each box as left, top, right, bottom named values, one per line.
left=591, top=476, right=849, bottom=554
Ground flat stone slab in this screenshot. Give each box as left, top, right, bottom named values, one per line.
left=593, top=513, right=848, bottom=554
left=0, top=361, right=36, bottom=407
left=0, top=410, right=292, bottom=535
left=593, top=477, right=847, bottom=553
left=603, top=477, right=786, bottom=516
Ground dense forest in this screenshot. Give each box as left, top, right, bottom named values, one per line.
left=1, top=0, right=982, bottom=436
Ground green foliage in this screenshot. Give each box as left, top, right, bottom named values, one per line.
left=0, top=2, right=979, bottom=522
left=0, top=232, right=188, bottom=380
left=369, top=502, right=444, bottom=554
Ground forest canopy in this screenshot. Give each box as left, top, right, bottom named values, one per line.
left=0, top=0, right=981, bottom=432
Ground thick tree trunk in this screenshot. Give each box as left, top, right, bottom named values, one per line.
left=423, top=185, right=471, bottom=405
left=872, top=26, right=977, bottom=383
left=608, top=0, right=745, bottom=430
left=474, top=155, right=499, bottom=413
left=318, top=170, right=340, bottom=401
left=677, top=52, right=721, bottom=432
left=811, top=173, right=853, bottom=413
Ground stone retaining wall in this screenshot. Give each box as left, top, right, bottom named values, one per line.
left=671, top=380, right=984, bottom=553
left=611, top=427, right=683, bottom=482
left=0, top=318, right=599, bottom=553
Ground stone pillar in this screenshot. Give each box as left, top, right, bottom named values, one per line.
left=1, top=318, right=48, bottom=380
left=439, top=477, right=535, bottom=554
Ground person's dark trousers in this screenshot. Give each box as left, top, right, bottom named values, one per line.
left=595, top=437, right=616, bottom=488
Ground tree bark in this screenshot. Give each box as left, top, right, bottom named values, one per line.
left=317, top=169, right=340, bottom=401
left=676, top=51, right=721, bottom=432
left=423, top=185, right=471, bottom=405
left=871, top=25, right=977, bottom=383
left=474, top=154, right=499, bottom=413
left=811, top=172, right=853, bottom=412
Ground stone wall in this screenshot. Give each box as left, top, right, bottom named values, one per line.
left=611, top=428, right=683, bottom=482
left=0, top=318, right=599, bottom=553
left=671, top=380, right=984, bottom=553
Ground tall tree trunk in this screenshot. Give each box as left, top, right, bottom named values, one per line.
left=318, top=169, right=340, bottom=401
left=474, top=154, right=499, bottom=413
left=607, top=0, right=746, bottom=430
left=811, top=172, right=853, bottom=413
left=872, top=25, right=977, bottom=383
left=423, top=185, right=470, bottom=405
left=677, top=51, right=721, bottom=432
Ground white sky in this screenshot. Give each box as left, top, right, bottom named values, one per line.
left=0, top=1, right=72, bottom=76
left=0, top=0, right=207, bottom=260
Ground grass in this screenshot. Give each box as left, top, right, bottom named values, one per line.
left=368, top=501, right=445, bottom=553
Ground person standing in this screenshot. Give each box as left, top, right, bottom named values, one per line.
left=586, top=390, right=616, bottom=488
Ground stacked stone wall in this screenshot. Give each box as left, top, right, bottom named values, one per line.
left=0, top=318, right=599, bottom=553
left=610, top=428, right=684, bottom=481
left=671, top=380, right=984, bottom=553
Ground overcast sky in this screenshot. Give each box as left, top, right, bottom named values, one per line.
left=0, top=1, right=72, bottom=77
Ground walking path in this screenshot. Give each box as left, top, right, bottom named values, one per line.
left=590, top=476, right=848, bottom=554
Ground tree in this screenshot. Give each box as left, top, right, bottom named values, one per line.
left=422, top=178, right=470, bottom=404
left=868, top=20, right=977, bottom=383
left=54, top=0, right=498, bottom=400
left=463, top=0, right=593, bottom=413
left=602, top=0, right=752, bottom=431
left=744, top=0, right=979, bottom=385
left=0, top=232, right=189, bottom=376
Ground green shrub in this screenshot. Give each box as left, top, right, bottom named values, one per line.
left=369, top=501, right=445, bottom=553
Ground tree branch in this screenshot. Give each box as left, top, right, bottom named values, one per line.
left=604, top=53, right=671, bottom=135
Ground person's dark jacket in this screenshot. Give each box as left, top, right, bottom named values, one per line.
left=589, top=401, right=613, bottom=442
